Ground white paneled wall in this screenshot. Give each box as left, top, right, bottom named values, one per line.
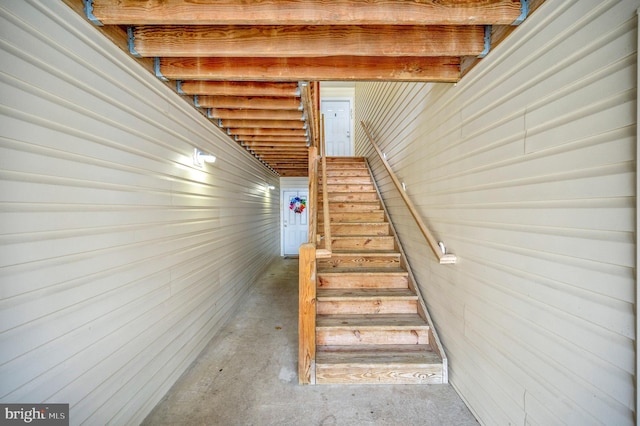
left=0, top=1, right=279, bottom=424
left=355, top=0, right=636, bottom=424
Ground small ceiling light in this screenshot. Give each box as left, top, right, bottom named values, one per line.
left=193, top=148, right=216, bottom=167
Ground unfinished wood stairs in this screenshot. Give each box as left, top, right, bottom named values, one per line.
left=314, top=157, right=447, bottom=384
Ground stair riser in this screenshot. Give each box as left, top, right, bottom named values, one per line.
left=330, top=237, right=395, bottom=250
left=317, top=329, right=429, bottom=345
left=321, top=193, right=380, bottom=202
left=317, top=300, right=418, bottom=315
left=325, top=170, right=371, bottom=177
left=315, top=366, right=444, bottom=385
left=318, top=274, right=409, bottom=289
left=320, top=223, right=389, bottom=236
left=320, top=177, right=372, bottom=185
left=325, top=184, right=375, bottom=192
left=328, top=202, right=381, bottom=211
left=317, top=255, right=401, bottom=269
left=324, top=163, right=367, bottom=169
left=318, top=211, right=386, bottom=222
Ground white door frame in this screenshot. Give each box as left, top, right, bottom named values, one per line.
left=321, top=96, right=355, bottom=156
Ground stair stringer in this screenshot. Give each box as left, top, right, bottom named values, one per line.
left=363, top=158, right=448, bottom=384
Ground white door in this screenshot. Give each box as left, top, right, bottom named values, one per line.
left=321, top=100, right=352, bottom=156
left=283, top=190, right=309, bottom=255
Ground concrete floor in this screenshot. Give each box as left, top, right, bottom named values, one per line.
left=142, top=257, right=478, bottom=426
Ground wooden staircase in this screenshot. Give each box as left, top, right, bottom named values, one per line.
left=314, top=157, right=447, bottom=384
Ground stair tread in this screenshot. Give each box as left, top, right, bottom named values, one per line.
left=317, top=313, right=428, bottom=329
left=328, top=250, right=400, bottom=255
left=319, top=221, right=387, bottom=225
left=317, top=288, right=417, bottom=300
left=324, top=190, right=377, bottom=193
left=316, top=345, right=439, bottom=365
left=318, top=267, right=407, bottom=274
left=331, top=235, right=393, bottom=238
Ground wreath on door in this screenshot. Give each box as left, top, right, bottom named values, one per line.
left=289, top=196, right=306, bottom=214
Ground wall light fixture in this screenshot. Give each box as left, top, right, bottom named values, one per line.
left=193, top=148, right=216, bottom=167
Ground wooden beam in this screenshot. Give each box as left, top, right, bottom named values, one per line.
left=178, top=81, right=299, bottom=97
left=267, top=162, right=309, bottom=168
left=196, top=96, right=301, bottom=110
left=228, top=128, right=307, bottom=137
left=240, top=147, right=310, bottom=153
left=218, top=119, right=306, bottom=129
left=258, top=155, right=309, bottom=160
left=209, top=108, right=303, bottom=121
left=133, top=25, right=484, bottom=57
left=236, top=136, right=309, bottom=143
left=242, top=145, right=309, bottom=151
left=239, top=140, right=308, bottom=147
left=160, top=56, right=461, bottom=82
left=90, top=0, right=523, bottom=26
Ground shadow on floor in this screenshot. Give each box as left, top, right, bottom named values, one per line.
left=142, top=257, right=478, bottom=426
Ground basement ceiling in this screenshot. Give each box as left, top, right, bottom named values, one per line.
left=66, top=0, right=542, bottom=177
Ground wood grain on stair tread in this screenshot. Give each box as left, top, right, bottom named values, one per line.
left=317, top=253, right=401, bottom=269
left=318, top=267, right=407, bottom=274
left=316, top=289, right=419, bottom=315
left=316, top=313, right=431, bottom=346
left=317, top=313, right=428, bottom=328
left=322, top=192, right=380, bottom=202
left=319, top=211, right=386, bottom=222
left=317, top=328, right=429, bottom=345
left=328, top=202, right=381, bottom=211
left=324, top=223, right=390, bottom=236
left=317, top=288, right=417, bottom=299
left=321, top=176, right=372, bottom=184
left=330, top=236, right=395, bottom=250
left=325, top=170, right=371, bottom=177
left=314, top=366, right=443, bottom=384
left=316, top=344, right=439, bottom=364
left=317, top=271, right=409, bottom=289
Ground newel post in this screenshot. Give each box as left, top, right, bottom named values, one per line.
left=298, top=243, right=316, bottom=384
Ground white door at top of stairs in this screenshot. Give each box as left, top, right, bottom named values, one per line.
left=321, top=99, right=353, bottom=156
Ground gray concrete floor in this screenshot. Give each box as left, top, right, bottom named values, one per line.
left=142, top=257, right=478, bottom=426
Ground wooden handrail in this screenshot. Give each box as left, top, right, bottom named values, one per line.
left=308, top=145, right=318, bottom=244
left=320, top=114, right=332, bottom=254
left=361, top=121, right=456, bottom=264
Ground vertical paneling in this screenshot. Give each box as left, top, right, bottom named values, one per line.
left=0, top=1, right=279, bottom=424
left=355, top=0, right=636, bottom=424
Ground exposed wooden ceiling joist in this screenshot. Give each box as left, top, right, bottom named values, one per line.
left=159, top=56, right=461, bottom=82
left=88, top=0, right=524, bottom=26
left=196, top=96, right=302, bottom=110
left=178, top=81, right=300, bottom=97
left=208, top=109, right=303, bottom=121
left=131, top=25, right=485, bottom=57
left=229, top=128, right=307, bottom=137
left=69, top=0, right=544, bottom=177
left=237, top=136, right=309, bottom=143
left=219, top=119, right=307, bottom=129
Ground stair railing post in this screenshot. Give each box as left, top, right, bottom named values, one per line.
left=298, top=243, right=317, bottom=384
left=360, top=121, right=456, bottom=264
left=308, top=145, right=318, bottom=244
